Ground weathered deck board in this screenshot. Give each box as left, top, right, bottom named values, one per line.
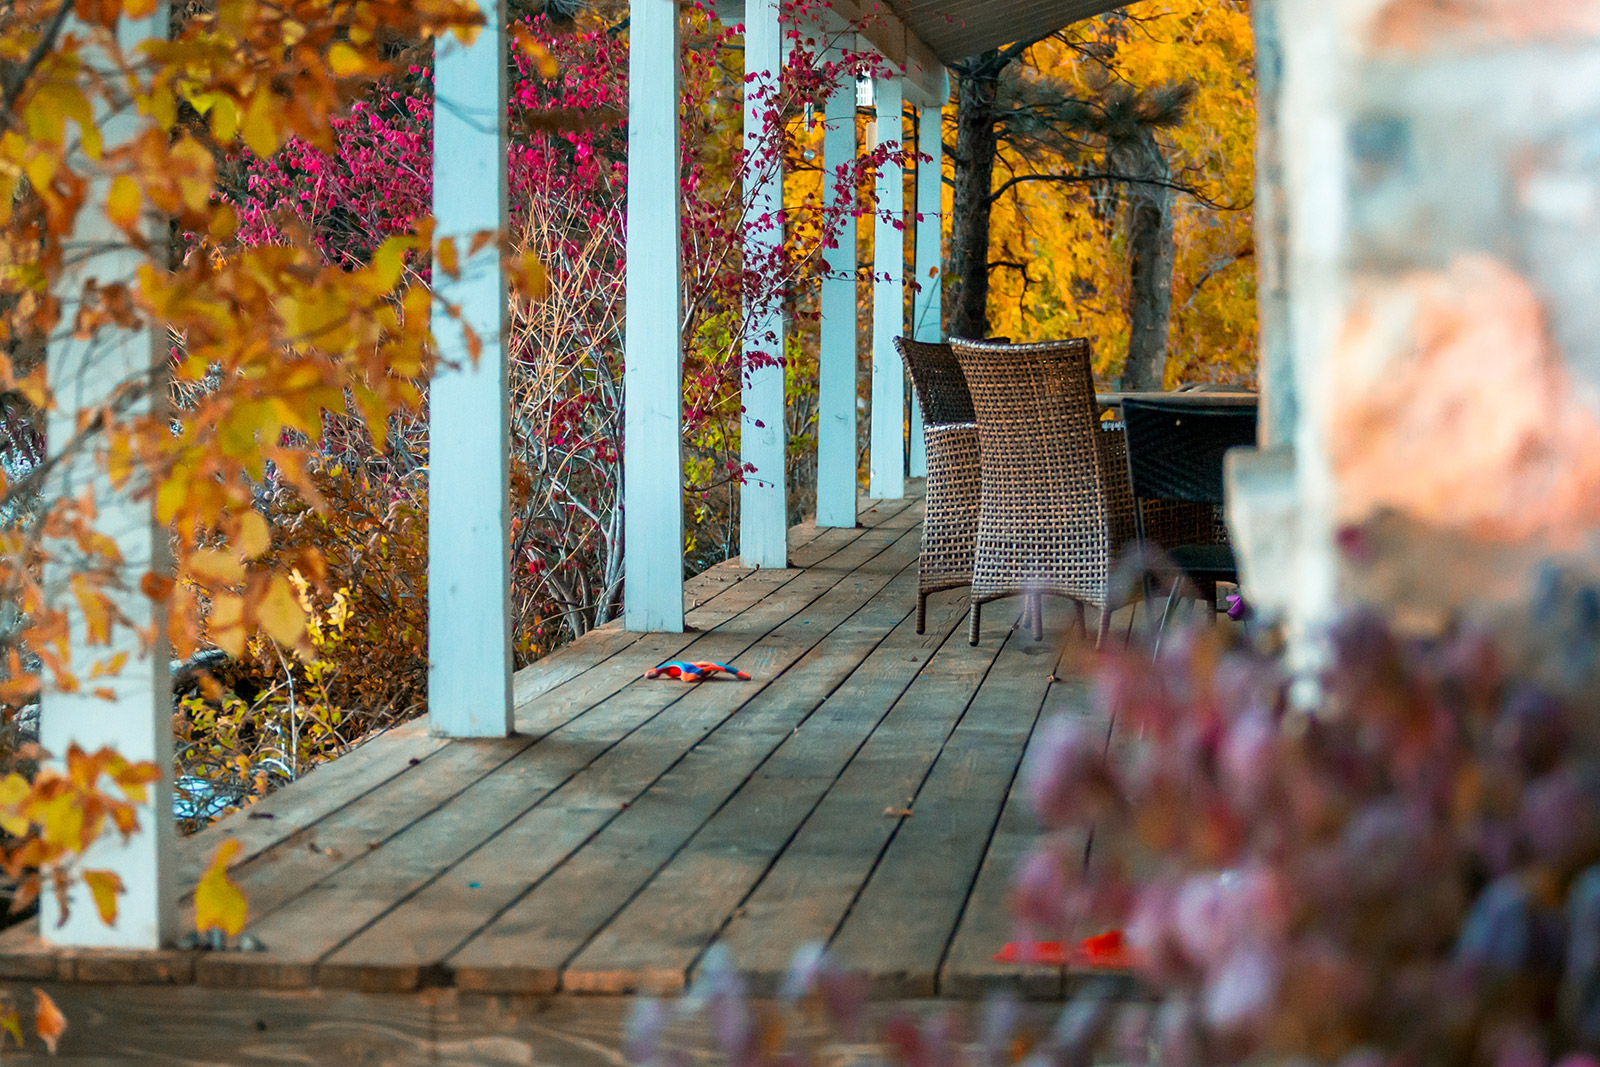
left=0, top=481, right=1136, bottom=1005
left=706, top=597, right=1013, bottom=989
left=825, top=600, right=1071, bottom=995
left=553, top=573, right=970, bottom=994
left=197, top=521, right=924, bottom=990
left=443, top=527, right=926, bottom=994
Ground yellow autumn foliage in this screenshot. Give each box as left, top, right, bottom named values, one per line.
left=980, top=0, right=1257, bottom=387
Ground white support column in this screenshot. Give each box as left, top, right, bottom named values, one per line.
left=429, top=0, right=514, bottom=736
left=40, top=6, right=176, bottom=949
left=740, top=0, right=789, bottom=567
left=909, top=103, right=944, bottom=479
left=816, top=80, right=859, bottom=528
left=868, top=76, right=906, bottom=500
left=623, top=0, right=686, bottom=631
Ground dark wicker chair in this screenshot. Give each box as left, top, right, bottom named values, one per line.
left=895, top=337, right=980, bottom=633
left=1119, top=396, right=1258, bottom=631
left=950, top=337, right=1138, bottom=647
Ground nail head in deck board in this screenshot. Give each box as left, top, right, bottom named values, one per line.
left=557, top=586, right=968, bottom=994
left=705, top=608, right=1048, bottom=990
left=315, top=530, right=923, bottom=992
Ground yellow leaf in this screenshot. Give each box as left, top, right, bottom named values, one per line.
left=0, top=1004, right=21, bottom=1048
left=208, top=96, right=240, bottom=143
left=124, top=0, right=158, bottom=16
left=208, top=594, right=246, bottom=659
left=81, top=870, right=121, bottom=926
left=237, top=511, right=270, bottom=560
left=155, top=473, right=189, bottom=525
left=327, top=43, right=366, bottom=77
left=34, top=793, right=86, bottom=852
left=107, top=177, right=140, bottom=230
left=209, top=202, right=239, bottom=242
left=187, top=548, right=245, bottom=589
left=32, top=991, right=63, bottom=1055
left=194, top=839, right=248, bottom=938
left=240, top=91, right=283, bottom=159
left=256, top=575, right=306, bottom=647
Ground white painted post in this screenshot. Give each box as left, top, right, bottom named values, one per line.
left=40, top=6, right=176, bottom=949
left=429, top=0, right=514, bottom=736
left=622, top=0, right=685, bottom=631
left=868, top=76, right=906, bottom=500
left=909, top=103, right=944, bottom=479
left=816, top=80, right=859, bottom=529
left=740, top=0, right=789, bottom=567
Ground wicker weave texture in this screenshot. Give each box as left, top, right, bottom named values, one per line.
left=952, top=337, right=1134, bottom=611
left=895, top=338, right=976, bottom=426
left=919, top=423, right=980, bottom=598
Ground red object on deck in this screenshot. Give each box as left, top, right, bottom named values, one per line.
left=642, top=660, right=752, bottom=681
left=994, top=929, right=1134, bottom=969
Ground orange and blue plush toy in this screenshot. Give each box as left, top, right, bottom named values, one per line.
left=644, top=660, right=751, bottom=682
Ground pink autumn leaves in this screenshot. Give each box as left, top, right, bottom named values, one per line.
left=1013, top=613, right=1600, bottom=1065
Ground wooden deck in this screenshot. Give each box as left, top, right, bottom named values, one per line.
left=0, top=485, right=1116, bottom=1021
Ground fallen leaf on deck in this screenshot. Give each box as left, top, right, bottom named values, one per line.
left=33, top=990, right=64, bottom=1053
left=195, top=839, right=249, bottom=938
left=884, top=807, right=913, bottom=817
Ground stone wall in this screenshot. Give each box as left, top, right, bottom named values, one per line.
left=1229, top=0, right=1600, bottom=695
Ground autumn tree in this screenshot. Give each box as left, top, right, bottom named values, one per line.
left=946, top=0, right=1256, bottom=388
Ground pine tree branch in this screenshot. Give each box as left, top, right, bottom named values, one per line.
left=988, top=170, right=1250, bottom=212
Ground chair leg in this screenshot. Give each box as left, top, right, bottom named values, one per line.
left=1152, top=579, right=1184, bottom=660
left=916, top=592, right=927, bottom=635
left=1095, top=606, right=1113, bottom=649
left=968, top=601, right=982, bottom=646
left=1029, top=594, right=1044, bottom=641
left=1074, top=600, right=1088, bottom=636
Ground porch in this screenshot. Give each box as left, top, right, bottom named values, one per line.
left=0, top=488, right=1117, bottom=1011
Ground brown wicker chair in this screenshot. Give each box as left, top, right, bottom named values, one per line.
left=951, top=337, right=1139, bottom=647
left=894, top=337, right=980, bottom=633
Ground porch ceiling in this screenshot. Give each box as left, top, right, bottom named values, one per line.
left=885, top=0, right=1132, bottom=65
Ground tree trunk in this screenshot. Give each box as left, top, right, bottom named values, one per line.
left=947, top=53, right=1003, bottom=341
left=1117, top=129, right=1176, bottom=391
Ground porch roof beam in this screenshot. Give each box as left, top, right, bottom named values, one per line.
left=712, top=0, right=947, bottom=108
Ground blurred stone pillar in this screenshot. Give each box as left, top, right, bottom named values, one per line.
left=1236, top=0, right=1600, bottom=695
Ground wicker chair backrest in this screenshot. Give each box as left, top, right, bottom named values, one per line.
left=894, top=338, right=975, bottom=426
left=952, top=337, right=1127, bottom=603
left=1120, top=397, right=1259, bottom=505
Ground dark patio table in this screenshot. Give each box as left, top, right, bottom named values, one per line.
left=1095, top=388, right=1258, bottom=411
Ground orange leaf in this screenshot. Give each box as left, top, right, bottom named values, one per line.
left=81, top=870, right=121, bottom=926
left=187, top=549, right=245, bottom=589
left=436, top=237, right=459, bottom=279
left=139, top=571, right=174, bottom=602
left=33, top=990, right=63, bottom=1053
left=194, top=839, right=248, bottom=938
left=123, top=0, right=158, bottom=15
